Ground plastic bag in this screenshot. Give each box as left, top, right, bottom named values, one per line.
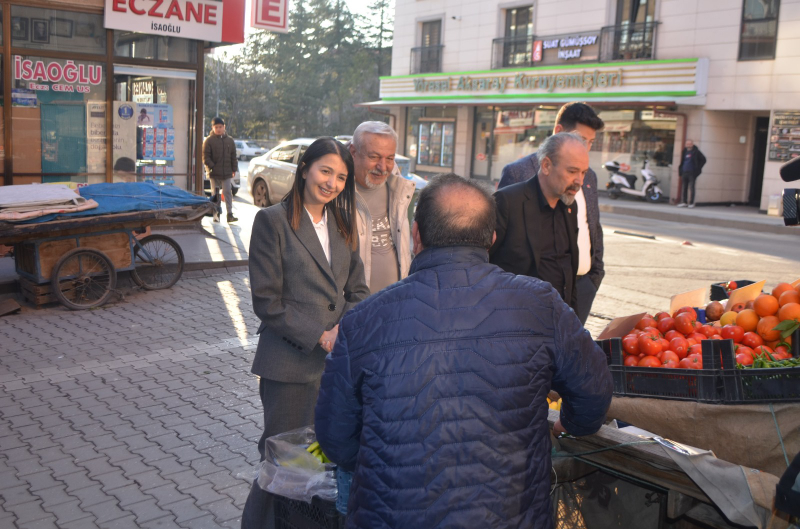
left=257, top=425, right=337, bottom=503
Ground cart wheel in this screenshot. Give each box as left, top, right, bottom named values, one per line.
left=131, top=235, right=185, bottom=290
left=51, top=248, right=117, bottom=310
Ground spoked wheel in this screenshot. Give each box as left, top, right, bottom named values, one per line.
left=131, top=235, right=185, bottom=290
left=645, top=187, right=662, bottom=203
left=52, top=248, right=117, bottom=310
left=253, top=179, right=270, bottom=208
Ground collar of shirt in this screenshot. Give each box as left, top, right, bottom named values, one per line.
left=305, top=206, right=331, bottom=266
left=533, top=175, right=564, bottom=213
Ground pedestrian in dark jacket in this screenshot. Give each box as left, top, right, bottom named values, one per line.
left=202, top=117, right=239, bottom=223
left=497, top=102, right=605, bottom=325
left=315, top=173, right=613, bottom=529
left=677, top=139, right=706, bottom=208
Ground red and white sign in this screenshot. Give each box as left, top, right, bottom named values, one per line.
left=251, top=0, right=288, bottom=33
left=532, top=40, right=543, bottom=62
left=105, top=0, right=224, bottom=42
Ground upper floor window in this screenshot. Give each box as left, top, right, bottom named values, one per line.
left=411, top=20, right=443, bottom=73
left=505, top=6, right=533, bottom=39
left=739, top=0, right=780, bottom=60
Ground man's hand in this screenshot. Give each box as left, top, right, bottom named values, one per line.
left=553, top=420, right=568, bottom=436
left=319, top=325, right=339, bottom=353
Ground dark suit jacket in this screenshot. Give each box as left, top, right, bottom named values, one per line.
left=490, top=176, right=580, bottom=309
left=498, top=154, right=605, bottom=289
left=249, top=203, right=369, bottom=384
left=678, top=146, right=707, bottom=178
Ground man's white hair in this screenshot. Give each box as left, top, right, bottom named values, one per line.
left=352, top=121, right=398, bottom=150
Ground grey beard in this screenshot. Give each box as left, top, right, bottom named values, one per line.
left=362, top=171, right=387, bottom=189
left=560, top=193, right=576, bottom=206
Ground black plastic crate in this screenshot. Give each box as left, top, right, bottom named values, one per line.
left=598, top=338, right=723, bottom=403
left=272, top=494, right=344, bottom=529
left=709, top=280, right=755, bottom=301
left=717, top=328, right=800, bottom=403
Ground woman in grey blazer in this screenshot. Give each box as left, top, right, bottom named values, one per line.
left=242, top=138, right=369, bottom=528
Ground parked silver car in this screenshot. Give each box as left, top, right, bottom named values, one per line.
left=247, top=138, right=427, bottom=209
left=234, top=140, right=265, bottom=161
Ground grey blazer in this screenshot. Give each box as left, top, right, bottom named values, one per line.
left=248, top=203, right=369, bottom=383
left=498, top=154, right=605, bottom=289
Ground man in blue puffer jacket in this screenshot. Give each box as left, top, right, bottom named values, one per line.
left=315, top=173, right=613, bottom=529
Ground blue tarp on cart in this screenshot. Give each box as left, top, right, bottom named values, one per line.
left=21, top=183, right=211, bottom=224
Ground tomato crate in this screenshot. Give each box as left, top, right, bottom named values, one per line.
left=272, top=493, right=344, bottom=529
left=598, top=339, right=723, bottom=403
left=709, top=279, right=756, bottom=301
left=716, top=328, right=800, bottom=403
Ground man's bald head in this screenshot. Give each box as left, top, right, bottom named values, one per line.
left=414, top=173, right=496, bottom=250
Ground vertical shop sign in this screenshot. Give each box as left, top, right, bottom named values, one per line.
left=86, top=103, right=107, bottom=174
left=532, top=40, right=543, bottom=62
left=113, top=101, right=138, bottom=179
left=251, top=0, right=288, bottom=33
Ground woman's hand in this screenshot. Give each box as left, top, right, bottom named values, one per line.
left=319, top=325, right=339, bottom=353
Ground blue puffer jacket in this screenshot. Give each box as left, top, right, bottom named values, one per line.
left=315, top=246, right=613, bottom=529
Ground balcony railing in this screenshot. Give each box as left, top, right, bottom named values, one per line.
left=410, top=45, right=444, bottom=74
left=490, top=22, right=658, bottom=69
left=599, top=21, right=658, bottom=62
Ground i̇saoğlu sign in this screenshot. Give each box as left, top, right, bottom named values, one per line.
left=104, top=0, right=224, bottom=42
left=414, top=69, right=623, bottom=94
left=15, top=56, right=102, bottom=93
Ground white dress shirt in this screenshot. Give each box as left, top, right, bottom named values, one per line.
left=305, top=207, right=331, bottom=266
left=575, top=187, right=591, bottom=276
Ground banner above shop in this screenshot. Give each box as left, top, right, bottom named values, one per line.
left=377, top=58, right=709, bottom=105
left=105, top=0, right=225, bottom=42
left=251, top=0, right=289, bottom=33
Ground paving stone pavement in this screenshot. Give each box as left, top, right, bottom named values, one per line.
left=0, top=270, right=610, bottom=528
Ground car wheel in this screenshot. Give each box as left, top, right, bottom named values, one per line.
left=253, top=179, right=270, bottom=208
left=231, top=187, right=239, bottom=197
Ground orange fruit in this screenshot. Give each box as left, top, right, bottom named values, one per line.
left=753, top=294, right=779, bottom=317
left=756, top=315, right=781, bottom=341
left=735, top=309, right=760, bottom=332
left=778, top=302, right=800, bottom=323
left=720, top=311, right=738, bottom=326
left=778, top=290, right=800, bottom=307
left=772, top=283, right=795, bottom=299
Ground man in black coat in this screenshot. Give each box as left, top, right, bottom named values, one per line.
left=497, top=102, right=605, bottom=324
left=202, top=116, right=238, bottom=223
left=677, top=139, right=706, bottom=208
left=490, top=132, right=589, bottom=312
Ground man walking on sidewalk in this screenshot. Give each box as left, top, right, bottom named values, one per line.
left=202, top=117, right=238, bottom=223
left=677, top=139, right=706, bottom=208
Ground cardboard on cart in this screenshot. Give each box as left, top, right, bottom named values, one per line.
left=597, top=312, right=647, bottom=340
left=724, top=280, right=766, bottom=312
left=669, top=287, right=706, bottom=314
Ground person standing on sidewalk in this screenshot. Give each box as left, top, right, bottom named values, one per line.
left=241, top=137, right=369, bottom=529
left=349, top=121, right=416, bottom=292
left=497, top=102, right=605, bottom=324
left=677, top=139, right=706, bottom=208
left=202, top=117, right=238, bottom=223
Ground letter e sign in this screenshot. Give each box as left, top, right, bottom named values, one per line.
left=252, top=0, right=288, bottom=33
left=532, top=40, right=543, bottom=62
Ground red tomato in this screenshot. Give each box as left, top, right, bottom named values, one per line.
left=642, top=326, right=662, bottom=338
left=686, top=337, right=698, bottom=346
left=669, top=336, right=689, bottom=359
left=664, top=330, right=683, bottom=342
left=622, top=334, right=640, bottom=355
left=661, top=351, right=680, bottom=364
left=688, top=343, right=703, bottom=357
left=674, top=313, right=696, bottom=335
left=735, top=353, right=754, bottom=366
left=638, top=356, right=663, bottom=367
left=624, top=355, right=640, bottom=367
left=774, top=345, right=791, bottom=358
left=636, top=316, right=658, bottom=331
left=673, top=306, right=698, bottom=320
left=655, top=311, right=671, bottom=321
left=657, top=317, right=675, bottom=334
left=662, top=359, right=679, bottom=368
left=753, top=345, right=774, bottom=357
left=638, top=333, right=663, bottom=356
left=688, top=332, right=707, bottom=342
left=741, top=332, right=764, bottom=349
left=710, top=335, right=723, bottom=340
left=721, top=325, right=745, bottom=343
left=699, top=325, right=718, bottom=338
left=679, top=355, right=703, bottom=369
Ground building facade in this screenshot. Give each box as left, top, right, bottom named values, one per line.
left=0, top=0, right=244, bottom=194
left=370, top=0, right=799, bottom=210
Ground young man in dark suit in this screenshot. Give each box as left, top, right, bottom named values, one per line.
left=490, top=132, right=589, bottom=311
left=497, top=102, right=605, bottom=324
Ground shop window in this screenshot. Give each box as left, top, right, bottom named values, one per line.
left=114, top=32, right=197, bottom=63
left=405, top=107, right=457, bottom=173
left=11, top=57, right=106, bottom=185
left=11, top=6, right=106, bottom=56
left=739, top=0, right=780, bottom=60
left=113, top=69, right=196, bottom=191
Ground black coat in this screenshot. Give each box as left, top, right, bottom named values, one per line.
left=202, top=133, right=238, bottom=180
left=678, top=146, right=707, bottom=178
left=490, top=175, right=580, bottom=310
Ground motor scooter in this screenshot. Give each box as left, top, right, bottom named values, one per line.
left=604, top=158, right=664, bottom=203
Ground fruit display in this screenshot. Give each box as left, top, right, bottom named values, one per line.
left=306, top=441, right=332, bottom=464
left=620, top=281, right=800, bottom=370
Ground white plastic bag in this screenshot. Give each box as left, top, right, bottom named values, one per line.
left=257, top=425, right=337, bottom=503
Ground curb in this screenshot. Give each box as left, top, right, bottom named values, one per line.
left=598, top=202, right=798, bottom=237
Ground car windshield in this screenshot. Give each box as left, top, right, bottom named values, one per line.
left=247, top=142, right=260, bottom=149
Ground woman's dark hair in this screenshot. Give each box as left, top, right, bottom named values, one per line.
left=284, top=137, right=358, bottom=250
